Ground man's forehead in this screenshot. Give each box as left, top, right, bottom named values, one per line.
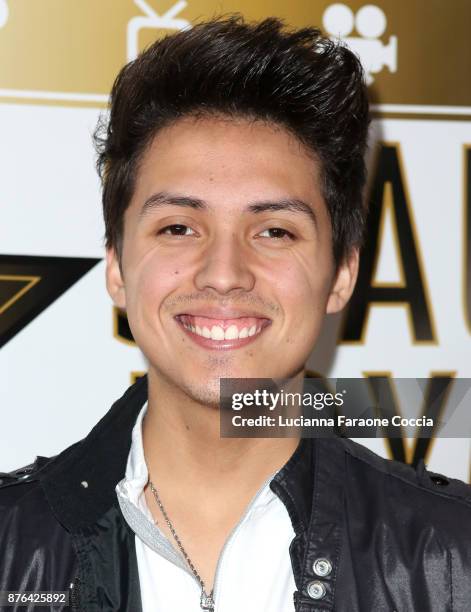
left=136, top=115, right=318, bottom=175
left=143, top=114, right=320, bottom=166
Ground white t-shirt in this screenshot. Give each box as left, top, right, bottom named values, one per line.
left=115, top=402, right=297, bottom=612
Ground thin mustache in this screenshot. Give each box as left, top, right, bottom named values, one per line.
left=164, top=294, right=280, bottom=314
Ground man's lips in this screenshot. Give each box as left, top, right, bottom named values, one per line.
left=174, top=312, right=272, bottom=346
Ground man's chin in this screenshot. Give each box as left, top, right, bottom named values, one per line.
left=182, top=380, right=224, bottom=410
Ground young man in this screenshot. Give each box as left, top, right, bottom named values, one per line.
left=1, top=15, right=471, bottom=612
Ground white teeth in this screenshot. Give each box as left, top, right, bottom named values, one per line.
left=180, top=318, right=264, bottom=340
left=238, top=327, right=249, bottom=338
left=210, top=325, right=225, bottom=340
left=225, top=325, right=239, bottom=340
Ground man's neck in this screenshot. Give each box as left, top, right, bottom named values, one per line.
left=142, top=369, right=301, bottom=495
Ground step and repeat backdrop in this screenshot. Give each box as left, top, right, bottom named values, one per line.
left=1, top=1, right=471, bottom=478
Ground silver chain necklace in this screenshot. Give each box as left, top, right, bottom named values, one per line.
left=149, top=480, right=215, bottom=611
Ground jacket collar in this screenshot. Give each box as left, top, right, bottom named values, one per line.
left=40, top=375, right=148, bottom=532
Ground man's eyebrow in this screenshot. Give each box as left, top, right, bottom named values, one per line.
left=247, top=199, right=318, bottom=230
left=140, top=191, right=318, bottom=229
left=140, top=191, right=207, bottom=216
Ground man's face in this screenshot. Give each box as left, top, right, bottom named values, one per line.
left=107, top=116, right=358, bottom=406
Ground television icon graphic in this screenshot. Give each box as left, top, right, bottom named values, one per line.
left=127, top=0, right=191, bottom=62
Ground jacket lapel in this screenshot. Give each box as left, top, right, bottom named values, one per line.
left=39, top=376, right=149, bottom=611
left=271, top=437, right=346, bottom=611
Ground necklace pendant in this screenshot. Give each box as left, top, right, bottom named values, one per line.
left=200, top=588, right=215, bottom=611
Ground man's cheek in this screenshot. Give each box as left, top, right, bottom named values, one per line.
left=139, top=264, right=180, bottom=299
left=275, top=266, right=317, bottom=303
left=287, top=275, right=328, bottom=329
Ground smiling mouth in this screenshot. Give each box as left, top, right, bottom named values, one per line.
left=175, top=314, right=272, bottom=345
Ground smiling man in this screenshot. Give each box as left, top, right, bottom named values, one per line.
left=2, top=15, right=471, bottom=612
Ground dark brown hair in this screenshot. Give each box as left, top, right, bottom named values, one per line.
left=94, top=15, right=370, bottom=264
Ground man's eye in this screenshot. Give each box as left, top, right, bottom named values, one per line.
left=158, top=224, right=194, bottom=236
left=258, top=227, right=296, bottom=240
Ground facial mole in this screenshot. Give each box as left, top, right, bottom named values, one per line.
left=174, top=270, right=179, bottom=274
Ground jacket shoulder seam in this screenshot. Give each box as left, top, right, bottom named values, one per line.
left=0, top=455, right=55, bottom=490
left=341, top=439, right=471, bottom=508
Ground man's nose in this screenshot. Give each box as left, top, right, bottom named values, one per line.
left=194, top=233, right=256, bottom=295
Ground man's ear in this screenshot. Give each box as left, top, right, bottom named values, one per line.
left=105, top=247, right=126, bottom=310
left=326, top=248, right=359, bottom=314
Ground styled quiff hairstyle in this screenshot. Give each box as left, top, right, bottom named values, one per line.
left=95, top=15, right=370, bottom=265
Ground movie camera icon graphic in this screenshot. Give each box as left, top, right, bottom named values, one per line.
left=127, top=0, right=191, bottom=61
left=323, top=3, right=397, bottom=85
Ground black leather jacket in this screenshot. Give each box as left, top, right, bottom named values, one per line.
left=1, top=375, right=471, bottom=611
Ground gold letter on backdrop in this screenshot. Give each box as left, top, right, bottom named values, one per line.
left=341, top=144, right=436, bottom=344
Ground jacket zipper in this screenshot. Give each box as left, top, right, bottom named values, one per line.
left=177, top=474, right=274, bottom=609
left=210, top=473, right=275, bottom=610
